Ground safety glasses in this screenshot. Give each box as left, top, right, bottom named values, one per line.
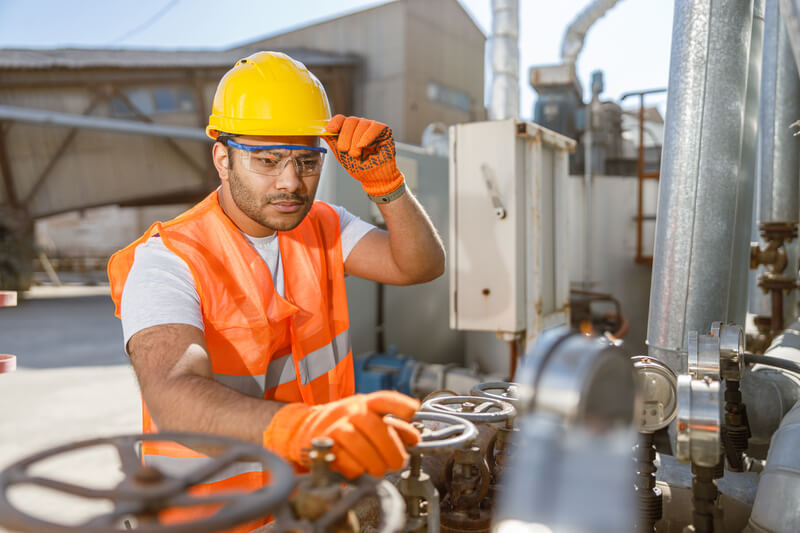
left=225, top=139, right=327, bottom=177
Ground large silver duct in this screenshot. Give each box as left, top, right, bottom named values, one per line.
left=749, top=0, right=800, bottom=320
left=488, top=0, right=519, bottom=120
left=560, top=0, right=622, bottom=65
left=646, top=0, right=756, bottom=374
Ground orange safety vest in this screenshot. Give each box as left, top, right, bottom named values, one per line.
left=108, top=190, right=355, bottom=531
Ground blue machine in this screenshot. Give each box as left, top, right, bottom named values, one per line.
left=353, top=347, right=418, bottom=395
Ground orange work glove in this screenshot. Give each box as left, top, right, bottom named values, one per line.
left=324, top=115, right=405, bottom=198
left=263, top=391, right=420, bottom=478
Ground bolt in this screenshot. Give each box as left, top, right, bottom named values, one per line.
left=462, top=401, right=477, bottom=413
left=311, top=437, right=334, bottom=453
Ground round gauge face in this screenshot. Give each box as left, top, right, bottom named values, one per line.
left=632, top=355, right=678, bottom=432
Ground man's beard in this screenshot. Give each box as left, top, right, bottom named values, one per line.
left=228, top=169, right=314, bottom=232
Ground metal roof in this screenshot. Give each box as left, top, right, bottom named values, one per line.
left=0, top=46, right=359, bottom=70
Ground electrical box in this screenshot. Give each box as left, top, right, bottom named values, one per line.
left=449, top=119, right=575, bottom=347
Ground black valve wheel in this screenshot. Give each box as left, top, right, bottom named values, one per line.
left=421, top=395, right=516, bottom=426
left=470, top=381, right=521, bottom=405
left=0, top=433, right=295, bottom=533
left=408, top=411, right=478, bottom=454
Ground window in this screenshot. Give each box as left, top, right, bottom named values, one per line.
left=110, top=87, right=196, bottom=116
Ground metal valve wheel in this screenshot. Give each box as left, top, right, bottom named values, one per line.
left=470, top=381, right=521, bottom=405
left=409, top=411, right=479, bottom=454
left=420, top=395, right=516, bottom=426
left=0, top=433, right=295, bottom=533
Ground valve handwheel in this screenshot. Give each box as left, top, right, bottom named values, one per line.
left=409, top=411, right=479, bottom=454
left=0, top=433, right=295, bottom=533
left=470, top=381, right=521, bottom=405
left=421, top=395, right=516, bottom=426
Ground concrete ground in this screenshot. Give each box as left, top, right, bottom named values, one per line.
left=0, top=287, right=141, bottom=531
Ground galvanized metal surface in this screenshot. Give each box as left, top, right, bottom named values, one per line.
left=748, top=399, right=800, bottom=532
left=750, top=0, right=800, bottom=321
left=560, top=0, right=622, bottom=64
left=647, top=0, right=755, bottom=374
left=488, top=0, right=519, bottom=120
left=779, top=0, right=800, bottom=73
left=732, top=0, right=765, bottom=322
left=757, top=0, right=800, bottom=224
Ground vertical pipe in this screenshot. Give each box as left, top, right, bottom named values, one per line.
left=488, top=0, right=519, bottom=120
left=583, top=102, right=593, bottom=289
left=729, top=0, right=765, bottom=322
left=646, top=0, right=754, bottom=374
left=758, top=0, right=800, bottom=225
left=749, top=0, right=800, bottom=323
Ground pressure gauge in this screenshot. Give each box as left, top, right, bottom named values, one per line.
left=631, top=356, right=678, bottom=433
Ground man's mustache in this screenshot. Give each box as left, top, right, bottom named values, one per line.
left=264, top=193, right=308, bottom=204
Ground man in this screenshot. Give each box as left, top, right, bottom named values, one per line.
left=108, top=51, right=444, bottom=527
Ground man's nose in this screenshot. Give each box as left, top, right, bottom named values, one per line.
left=274, top=160, right=302, bottom=192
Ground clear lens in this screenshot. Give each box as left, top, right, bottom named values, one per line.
left=240, top=149, right=324, bottom=176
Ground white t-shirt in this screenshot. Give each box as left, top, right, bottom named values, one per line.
left=120, top=202, right=375, bottom=349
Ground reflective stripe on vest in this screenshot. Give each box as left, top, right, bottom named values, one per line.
left=211, top=329, right=350, bottom=397
left=298, top=329, right=351, bottom=386
left=213, top=352, right=298, bottom=398
left=142, top=454, right=265, bottom=485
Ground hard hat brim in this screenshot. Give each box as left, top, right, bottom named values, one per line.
left=206, top=123, right=335, bottom=140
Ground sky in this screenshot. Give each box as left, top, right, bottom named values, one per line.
left=0, top=0, right=674, bottom=119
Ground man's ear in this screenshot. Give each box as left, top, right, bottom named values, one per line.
left=212, top=141, right=230, bottom=182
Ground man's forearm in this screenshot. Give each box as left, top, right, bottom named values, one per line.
left=378, top=189, right=445, bottom=282
left=141, top=373, right=284, bottom=447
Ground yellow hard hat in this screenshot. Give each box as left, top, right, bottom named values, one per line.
left=206, top=51, right=332, bottom=139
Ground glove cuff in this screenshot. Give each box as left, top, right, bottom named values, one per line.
left=263, top=403, right=311, bottom=462
left=359, top=166, right=405, bottom=197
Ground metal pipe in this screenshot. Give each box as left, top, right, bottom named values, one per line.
left=779, top=0, right=800, bottom=73
left=747, top=398, right=800, bottom=532
left=0, top=104, right=209, bottom=141
left=560, top=0, right=622, bottom=65
left=757, top=0, right=800, bottom=225
left=729, top=0, right=765, bottom=322
left=646, top=0, right=755, bottom=374
left=750, top=0, right=800, bottom=326
left=583, top=100, right=593, bottom=288
left=488, top=0, right=519, bottom=120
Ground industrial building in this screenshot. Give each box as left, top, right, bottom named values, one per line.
left=1, top=0, right=800, bottom=532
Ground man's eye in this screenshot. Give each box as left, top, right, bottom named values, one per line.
left=257, top=156, right=281, bottom=166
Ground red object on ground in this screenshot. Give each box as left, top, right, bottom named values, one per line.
left=0, top=291, right=16, bottom=307
left=0, top=355, right=16, bottom=373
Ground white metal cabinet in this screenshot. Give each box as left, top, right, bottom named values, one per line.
left=449, top=119, right=575, bottom=348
